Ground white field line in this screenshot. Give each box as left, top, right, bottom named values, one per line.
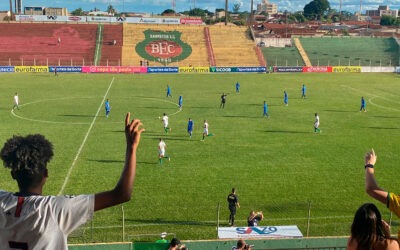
left=341, top=85, right=400, bottom=112
left=58, top=77, right=115, bottom=195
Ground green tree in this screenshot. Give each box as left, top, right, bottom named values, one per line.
left=70, top=8, right=84, bottom=16
left=107, top=5, right=116, bottom=15
left=380, top=15, right=397, bottom=26
left=233, top=3, right=241, bottom=13
left=161, top=9, right=176, bottom=15
left=188, top=8, right=208, bottom=17
left=303, top=0, right=330, bottom=20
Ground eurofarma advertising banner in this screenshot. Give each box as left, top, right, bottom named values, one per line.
left=332, top=66, right=361, bottom=73
left=179, top=67, right=209, bottom=73
left=14, top=66, right=48, bottom=73
left=218, top=226, right=303, bottom=239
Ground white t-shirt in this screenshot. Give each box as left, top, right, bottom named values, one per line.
left=14, top=95, right=19, bottom=105
left=203, top=122, right=209, bottom=134
left=314, top=115, right=320, bottom=127
left=162, top=115, right=169, bottom=127
left=0, top=191, right=94, bottom=250
left=158, top=141, right=166, bottom=155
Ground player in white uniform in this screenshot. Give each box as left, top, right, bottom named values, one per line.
left=162, top=113, right=171, bottom=133
left=158, top=138, right=170, bottom=165
left=202, top=120, right=209, bottom=141
left=0, top=112, right=144, bottom=250
left=13, top=92, right=19, bottom=110
left=314, top=113, right=321, bottom=133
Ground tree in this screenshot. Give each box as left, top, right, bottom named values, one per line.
left=70, top=8, right=84, bottom=16
left=303, top=0, right=330, bottom=20
left=107, top=5, right=116, bottom=15
left=161, top=9, right=176, bottom=15
left=380, top=15, right=397, bottom=26
left=233, top=3, right=241, bottom=13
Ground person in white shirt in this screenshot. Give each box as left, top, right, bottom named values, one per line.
left=158, top=138, right=170, bottom=165
left=202, top=120, right=209, bottom=141
left=0, top=112, right=144, bottom=250
left=13, top=92, right=19, bottom=110
left=161, top=113, right=171, bottom=133
left=314, top=113, right=321, bottom=133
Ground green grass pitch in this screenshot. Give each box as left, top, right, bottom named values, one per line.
left=0, top=72, right=400, bottom=243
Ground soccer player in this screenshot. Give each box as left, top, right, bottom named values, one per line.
left=161, top=113, right=171, bottom=133
left=158, top=138, right=170, bottom=165
left=263, top=101, right=269, bottom=118
left=220, top=93, right=228, bottom=108
left=314, top=113, right=321, bottom=133
left=284, top=91, right=288, bottom=106
left=13, top=92, right=19, bottom=110
left=235, top=82, right=240, bottom=93
left=227, top=188, right=240, bottom=226
left=360, top=96, right=366, bottom=112
left=105, top=99, right=111, bottom=118
left=166, top=85, right=172, bottom=98
left=178, top=95, right=183, bottom=110
left=187, top=118, right=194, bottom=138
left=302, top=84, right=306, bottom=99
left=202, top=120, right=209, bottom=141
left=0, top=112, right=144, bottom=249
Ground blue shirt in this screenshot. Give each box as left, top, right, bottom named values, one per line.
left=178, top=96, right=183, bottom=105
left=105, top=101, right=110, bottom=111
left=264, top=103, right=268, bottom=113
left=361, top=98, right=366, bottom=106
left=236, top=82, right=240, bottom=91
left=302, top=85, right=306, bottom=94
left=187, top=120, right=194, bottom=131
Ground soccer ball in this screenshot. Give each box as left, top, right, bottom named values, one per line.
left=158, top=116, right=160, bottom=119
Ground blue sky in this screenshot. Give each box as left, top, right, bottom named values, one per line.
left=2, top=0, right=399, bottom=14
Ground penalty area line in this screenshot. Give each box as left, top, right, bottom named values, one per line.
left=58, top=77, right=115, bottom=195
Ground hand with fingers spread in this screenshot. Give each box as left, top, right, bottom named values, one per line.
left=365, top=148, right=377, bottom=166
left=125, top=112, right=145, bottom=150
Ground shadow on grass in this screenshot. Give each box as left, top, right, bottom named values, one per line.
left=88, top=159, right=124, bottom=164
left=137, top=161, right=159, bottom=165
left=59, top=114, right=97, bottom=118
left=371, top=116, right=400, bottom=119
left=264, top=130, right=310, bottom=134
left=222, top=115, right=261, bottom=119
left=366, top=127, right=398, bottom=130
left=124, top=218, right=215, bottom=226
left=323, top=110, right=356, bottom=113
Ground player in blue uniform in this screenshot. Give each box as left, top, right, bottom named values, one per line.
left=284, top=91, right=288, bottom=106
left=166, top=85, right=172, bottom=98
left=235, top=82, right=240, bottom=93
left=187, top=118, right=194, bottom=138
left=105, top=99, right=111, bottom=118
left=360, top=96, right=366, bottom=112
left=178, top=95, right=183, bottom=110
left=302, top=84, right=306, bottom=99
left=263, top=101, right=269, bottom=118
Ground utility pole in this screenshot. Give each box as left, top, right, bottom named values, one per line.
left=9, top=0, right=13, bottom=21
left=225, top=0, right=228, bottom=26
left=250, top=0, right=254, bottom=25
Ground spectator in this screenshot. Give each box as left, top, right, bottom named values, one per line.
left=247, top=210, right=264, bottom=227
left=0, top=112, right=144, bottom=249
left=155, top=232, right=168, bottom=243
left=365, top=149, right=400, bottom=239
left=347, top=203, right=399, bottom=250
left=168, top=237, right=186, bottom=250
left=232, top=239, right=252, bottom=250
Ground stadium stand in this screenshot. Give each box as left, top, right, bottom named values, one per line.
left=122, top=23, right=209, bottom=66
left=0, top=23, right=97, bottom=66
left=299, top=37, right=399, bottom=66
left=208, top=25, right=260, bottom=66
left=293, top=38, right=312, bottom=66
left=100, top=24, right=123, bottom=66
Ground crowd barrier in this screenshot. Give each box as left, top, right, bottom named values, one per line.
left=0, top=66, right=398, bottom=74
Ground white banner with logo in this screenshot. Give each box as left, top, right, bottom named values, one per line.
left=218, top=226, right=303, bottom=239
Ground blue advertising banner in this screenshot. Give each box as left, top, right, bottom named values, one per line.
left=0, top=67, right=14, bottom=73
left=210, top=67, right=266, bottom=73
left=49, top=66, right=82, bottom=73
left=274, top=67, right=303, bottom=73
left=147, top=67, right=179, bottom=73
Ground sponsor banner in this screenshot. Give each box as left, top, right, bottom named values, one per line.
left=210, top=67, right=266, bottom=73
left=0, top=67, right=15, bottom=73
left=218, top=226, right=303, bottom=239
left=303, top=66, right=332, bottom=73
left=236, top=67, right=266, bottom=73
left=361, top=67, right=396, bottom=73
left=396, top=67, right=400, bottom=73
left=332, top=66, right=361, bottom=73
left=180, top=18, right=203, bottom=25
left=125, top=17, right=180, bottom=24
left=81, top=66, right=147, bottom=73
left=147, top=67, right=179, bottom=73
left=14, top=66, right=48, bottom=73
left=16, top=15, right=36, bottom=21
left=49, top=66, right=82, bottom=73
left=87, top=16, right=112, bottom=23
left=179, top=67, right=209, bottom=73
left=274, top=67, right=303, bottom=73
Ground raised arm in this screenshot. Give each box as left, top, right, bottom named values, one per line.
left=365, top=149, right=388, bottom=205
left=94, top=112, right=144, bottom=211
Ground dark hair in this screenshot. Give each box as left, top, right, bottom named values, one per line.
left=170, top=238, right=180, bottom=247
left=351, top=203, right=388, bottom=250
left=1, top=134, right=53, bottom=191
left=237, top=239, right=245, bottom=248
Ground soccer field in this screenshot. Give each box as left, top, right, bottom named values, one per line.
left=1, top=72, right=400, bottom=243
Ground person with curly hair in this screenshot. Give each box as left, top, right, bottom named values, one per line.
left=347, top=203, right=399, bottom=250
left=0, top=112, right=144, bottom=250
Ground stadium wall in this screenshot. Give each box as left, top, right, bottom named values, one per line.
left=68, top=237, right=347, bottom=250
